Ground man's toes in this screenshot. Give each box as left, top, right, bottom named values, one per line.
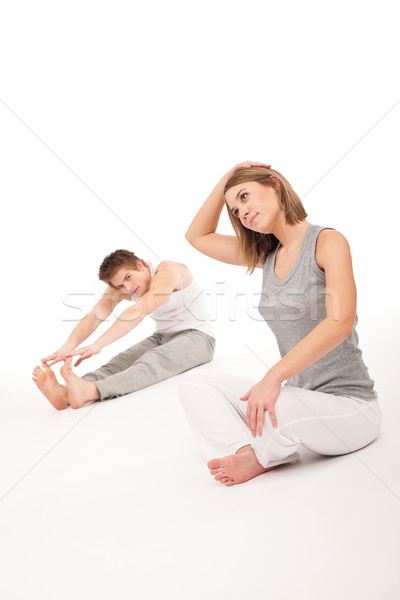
left=60, top=360, right=72, bottom=381
left=207, top=457, right=225, bottom=470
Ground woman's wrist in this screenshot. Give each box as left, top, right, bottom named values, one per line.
left=264, top=368, right=284, bottom=385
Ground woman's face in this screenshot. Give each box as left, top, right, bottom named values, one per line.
left=224, top=180, right=283, bottom=234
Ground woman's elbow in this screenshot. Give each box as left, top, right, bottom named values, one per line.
left=328, top=316, right=355, bottom=339
left=343, top=323, right=354, bottom=338
left=185, top=231, right=197, bottom=247
left=339, top=317, right=355, bottom=338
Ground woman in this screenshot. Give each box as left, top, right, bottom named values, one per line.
left=180, top=161, right=381, bottom=486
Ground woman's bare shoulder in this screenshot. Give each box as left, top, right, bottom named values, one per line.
left=316, top=229, right=351, bottom=270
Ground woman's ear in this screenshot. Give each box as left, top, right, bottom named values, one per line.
left=268, top=175, right=280, bottom=191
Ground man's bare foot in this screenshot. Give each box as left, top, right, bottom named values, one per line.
left=60, top=357, right=101, bottom=409
left=207, top=446, right=279, bottom=486
left=32, top=364, right=68, bottom=410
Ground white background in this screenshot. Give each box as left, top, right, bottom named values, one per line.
left=1, top=0, right=399, bottom=382
left=0, top=1, right=399, bottom=599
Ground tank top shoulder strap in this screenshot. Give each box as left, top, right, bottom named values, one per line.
left=303, top=225, right=335, bottom=276
left=305, top=224, right=333, bottom=252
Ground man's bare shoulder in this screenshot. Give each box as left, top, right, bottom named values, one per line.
left=154, top=260, right=191, bottom=275
left=153, top=261, right=193, bottom=290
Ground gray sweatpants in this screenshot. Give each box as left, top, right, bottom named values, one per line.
left=81, top=328, right=215, bottom=400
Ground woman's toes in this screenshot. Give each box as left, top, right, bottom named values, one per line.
left=219, top=476, right=231, bottom=484
left=210, top=467, right=224, bottom=475
left=207, top=457, right=225, bottom=470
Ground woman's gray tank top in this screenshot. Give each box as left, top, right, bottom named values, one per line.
left=258, top=224, right=377, bottom=400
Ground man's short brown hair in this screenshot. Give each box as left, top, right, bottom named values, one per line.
left=98, top=249, right=148, bottom=285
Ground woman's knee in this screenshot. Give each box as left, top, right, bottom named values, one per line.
left=179, top=371, right=207, bottom=409
left=179, top=370, right=207, bottom=391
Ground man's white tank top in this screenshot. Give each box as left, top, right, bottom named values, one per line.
left=145, top=260, right=214, bottom=337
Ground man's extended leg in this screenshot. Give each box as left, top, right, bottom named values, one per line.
left=81, top=334, right=161, bottom=382
left=74, top=329, right=215, bottom=402
left=60, top=358, right=101, bottom=408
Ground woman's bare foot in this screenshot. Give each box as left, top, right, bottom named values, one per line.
left=32, top=364, right=68, bottom=410
left=207, top=446, right=278, bottom=486
left=60, top=357, right=100, bottom=409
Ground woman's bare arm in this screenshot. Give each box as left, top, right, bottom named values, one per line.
left=243, top=230, right=358, bottom=434
left=186, top=161, right=269, bottom=267
left=270, top=230, right=357, bottom=381
left=185, top=176, right=243, bottom=266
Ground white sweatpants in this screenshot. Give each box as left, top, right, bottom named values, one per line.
left=179, top=370, right=382, bottom=469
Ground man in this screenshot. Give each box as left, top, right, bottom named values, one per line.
left=32, top=249, right=215, bottom=409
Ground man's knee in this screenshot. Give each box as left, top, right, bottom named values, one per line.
left=198, top=333, right=216, bottom=363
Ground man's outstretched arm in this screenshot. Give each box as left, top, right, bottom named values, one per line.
left=69, top=265, right=182, bottom=365
left=41, top=287, right=125, bottom=366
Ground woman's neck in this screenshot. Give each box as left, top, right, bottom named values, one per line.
left=273, top=219, right=311, bottom=251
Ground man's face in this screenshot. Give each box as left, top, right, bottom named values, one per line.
left=110, top=262, right=151, bottom=297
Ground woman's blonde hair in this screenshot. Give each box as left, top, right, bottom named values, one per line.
left=224, top=166, right=308, bottom=274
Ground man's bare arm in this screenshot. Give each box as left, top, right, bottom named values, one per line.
left=41, top=286, right=127, bottom=366
left=69, top=264, right=183, bottom=364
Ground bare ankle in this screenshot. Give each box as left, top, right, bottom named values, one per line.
left=236, top=445, right=253, bottom=455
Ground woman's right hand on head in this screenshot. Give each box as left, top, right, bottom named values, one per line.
left=41, top=348, right=73, bottom=367
left=224, top=161, right=271, bottom=182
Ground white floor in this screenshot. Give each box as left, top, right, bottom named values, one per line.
left=1, top=330, right=399, bottom=600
